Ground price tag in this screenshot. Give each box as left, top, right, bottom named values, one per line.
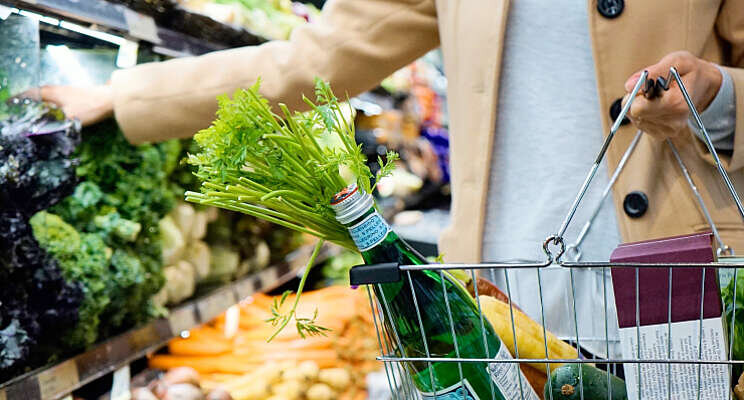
left=61, top=396, right=73, bottom=400
left=197, top=289, right=237, bottom=322
left=122, top=8, right=160, bottom=43
left=168, top=305, right=197, bottom=336
left=37, top=360, right=79, bottom=400
left=111, top=365, right=131, bottom=400
left=223, top=305, right=240, bottom=338
left=0, top=4, right=13, bottom=20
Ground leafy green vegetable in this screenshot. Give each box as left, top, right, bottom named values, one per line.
left=30, top=211, right=110, bottom=350
left=0, top=99, right=84, bottom=380
left=187, top=79, right=397, bottom=341
left=51, top=120, right=178, bottom=334
left=723, top=271, right=744, bottom=380
left=186, top=78, right=396, bottom=250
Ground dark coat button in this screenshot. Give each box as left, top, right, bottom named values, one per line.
left=609, top=98, right=630, bottom=126
left=624, top=191, right=648, bottom=218
left=597, top=0, right=624, bottom=19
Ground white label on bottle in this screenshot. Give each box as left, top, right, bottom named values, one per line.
left=420, top=379, right=481, bottom=399
left=485, top=344, right=541, bottom=400
left=349, top=212, right=390, bottom=251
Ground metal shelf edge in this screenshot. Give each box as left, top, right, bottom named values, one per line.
left=1, top=0, right=265, bottom=56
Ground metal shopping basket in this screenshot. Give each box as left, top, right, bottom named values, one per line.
left=353, top=69, right=744, bottom=400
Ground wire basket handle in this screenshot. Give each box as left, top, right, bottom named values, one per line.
left=551, top=67, right=744, bottom=263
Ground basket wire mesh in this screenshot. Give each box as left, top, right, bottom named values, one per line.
left=362, top=68, right=744, bottom=400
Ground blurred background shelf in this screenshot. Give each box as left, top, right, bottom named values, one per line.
left=0, top=0, right=268, bottom=57
left=0, top=243, right=335, bottom=400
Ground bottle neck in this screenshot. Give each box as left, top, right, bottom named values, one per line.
left=331, top=184, right=390, bottom=252
left=331, top=184, right=426, bottom=264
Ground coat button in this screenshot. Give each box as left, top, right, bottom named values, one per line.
left=597, top=0, right=624, bottom=19
left=609, top=98, right=630, bottom=126
left=624, top=191, right=648, bottom=218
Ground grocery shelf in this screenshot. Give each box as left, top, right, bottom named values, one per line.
left=1, top=0, right=267, bottom=56
left=0, top=243, right=335, bottom=400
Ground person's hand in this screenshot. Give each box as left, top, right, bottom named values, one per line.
left=623, top=51, right=722, bottom=139
left=40, top=84, right=114, bottom=126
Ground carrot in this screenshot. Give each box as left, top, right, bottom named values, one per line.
left=233, top=337, right=333, bottom=352
left=168, top=337, right=232, bottom=356
left=150, top=351, right=339, bottom=374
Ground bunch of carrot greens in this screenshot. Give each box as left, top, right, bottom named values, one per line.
left=186, top=79, right=397, bottom=340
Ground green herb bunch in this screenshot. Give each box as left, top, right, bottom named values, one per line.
left=186, top=78, right=397, bottom=250
left=187, top=79, right=397, bottom=340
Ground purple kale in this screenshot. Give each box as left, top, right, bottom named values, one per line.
left=0, top=101, right=83, bottom=382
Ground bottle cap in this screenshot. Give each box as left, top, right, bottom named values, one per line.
left=330, top=183, right=374, bottom=225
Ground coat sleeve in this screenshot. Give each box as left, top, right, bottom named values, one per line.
left=110, top=0, right=439, bottom=144
left=701, top=0, right=744, bottom=170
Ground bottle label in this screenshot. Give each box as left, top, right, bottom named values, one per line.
left=349, top=211, right=390, bottom=251
left=485, top=343, right=541, bottom=400
left=420, top=380, right=480, bottom=399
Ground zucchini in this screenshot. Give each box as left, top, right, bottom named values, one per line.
left=545, top=364, right=627, bottom=400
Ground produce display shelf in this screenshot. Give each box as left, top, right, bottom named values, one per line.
left=0, top=243, right=334, bottom=400
left=1, top=0, right=266, bottom=56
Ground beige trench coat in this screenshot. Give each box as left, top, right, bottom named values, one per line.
left=111, top=0, right=744, bottom=263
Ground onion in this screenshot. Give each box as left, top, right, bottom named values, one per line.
left=163, top=367, right=201, bottom=387
left=162, top=383, right=205, bottom=400
left=206, top=388, right=234, bottom=400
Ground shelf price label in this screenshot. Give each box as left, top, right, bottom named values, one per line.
left=37, top=360, right=79, bottom=400
left=122, top=8, right=160, bottom=44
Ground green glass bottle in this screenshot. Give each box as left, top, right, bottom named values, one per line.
left=331, top=184, right=538, bottom=400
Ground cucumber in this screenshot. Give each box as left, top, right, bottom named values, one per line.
left=544, top=364, right=627, bottom=400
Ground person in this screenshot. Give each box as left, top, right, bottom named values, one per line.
left=43, top=0, right=744, bottom=359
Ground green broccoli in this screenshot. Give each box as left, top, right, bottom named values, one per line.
left=51, top=120, right=178, bottom=334
left=30, top=211, right=110, bottom=350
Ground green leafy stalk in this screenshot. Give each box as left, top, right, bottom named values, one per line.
left=187, top=79, right=399, bottom=339
left=265, top=239, right=330, bottom=341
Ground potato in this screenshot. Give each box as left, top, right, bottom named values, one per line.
left=270, top=380, right=304, bottom=399
left=306, top=383, right=335, bottom=400
left=318, top=368, right=351, bottom=390
left=297, top=361, right=320, bottom=381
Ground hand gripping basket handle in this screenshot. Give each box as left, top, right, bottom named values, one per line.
left=551, top=68, right=744, bottom=263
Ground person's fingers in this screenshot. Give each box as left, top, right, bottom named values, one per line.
left=624, top=71, right=644, bottom=93
left=624, top=51, right=697, bottom=92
